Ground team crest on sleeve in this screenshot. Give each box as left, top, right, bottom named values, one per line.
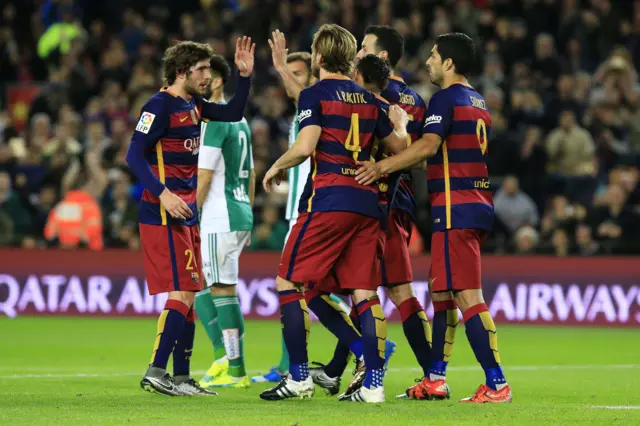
left=298, top=109, right=312, bottom=123
left=136, top=112, right=156, bottom=134
left=424, top=114, right=442, bottom=126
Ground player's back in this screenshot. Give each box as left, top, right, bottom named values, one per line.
left=382, top=76, right=427, bottom=142
left=297, top=77, right=386, bottom=219
left=139, top=89, right=203, bottom=227
left=426, top=84, right=494, bottom=232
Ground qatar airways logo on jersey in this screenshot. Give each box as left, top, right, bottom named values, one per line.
left=184, top=137, right=200, bottom=155
left=424, top=114, right=442, bottom=126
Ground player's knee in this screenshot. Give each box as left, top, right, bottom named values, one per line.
left=209, top=284, right=236, bottom=297
left=431, top=290, right=455, bottom=302
left=453, top=289, right=484, bottom=312
left=388, top=283, right=414, bottom=307
left=168, top=290, right=196, bottom=307
left=352, top=289, right=378, bottom=305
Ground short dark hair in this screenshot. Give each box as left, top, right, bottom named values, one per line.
left=210, top=54, right=231, bottom=85
left=286, top=51, right=311, bottom=70
left=434, top=32, right=476, bottom=77
left=364, top=25, right=404, bottom=68
left=163, top=41, right=214, bottom=85
left=356, top=54, right=390, bottom=92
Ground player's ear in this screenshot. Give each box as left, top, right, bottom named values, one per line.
left=443, top=58, right=453, bottom=72
left=379, top=50, right=389, bottom=61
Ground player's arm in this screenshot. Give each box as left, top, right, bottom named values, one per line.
left=126, top=98, right=193, bottom=220
left=197, top=121, right=226, bottom=210
left=380, top=104, right=409, bottom=154
left=200, top=37, right=255, bottom=122
left=263, top=88, right=321, bottom=192
left=269, top=30, right=305, bottom=103
left=357, top=93, right=450, bottom=185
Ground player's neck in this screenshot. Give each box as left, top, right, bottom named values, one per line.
left=210, top=89, right=225, bottom=104
left=167, top=83, right=193, bottom=102
left=441, top=74, right=470, bottom=90
left=319, top=68, right=348, bottom=81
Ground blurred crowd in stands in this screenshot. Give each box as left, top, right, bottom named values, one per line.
left=1, top=0, right=639, bottom=255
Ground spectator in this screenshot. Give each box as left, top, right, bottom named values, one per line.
left=494, top=175, right=539, bottom=236
left=0, top=171, right=33, bottom=246
left=589, top=184, right=635, bottom=253
left=575, top=223, right=600, bottom=256
left=513, top=225, right=540, bottom=255
left=546, top=109, right=596, bottom=176
left=249, top=204, right=288, bottom=251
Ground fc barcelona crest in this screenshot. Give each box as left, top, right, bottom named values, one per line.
left=191, top=272, right=200, bottom=283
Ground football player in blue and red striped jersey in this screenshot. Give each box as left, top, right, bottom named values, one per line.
left=126, top=38, right=255, bottom=396
left=356, top=33, right=512, bottom=404
left=260, top=24, right=409, bottom=404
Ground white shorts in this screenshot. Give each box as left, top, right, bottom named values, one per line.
left=201, top=231, right=251, bottom=286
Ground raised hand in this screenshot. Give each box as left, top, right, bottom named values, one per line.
left=268, top=29, right=288, bottom=73
left=235, top=36, right=256, bottom=77
left=389, top=104, right=408, bottom=129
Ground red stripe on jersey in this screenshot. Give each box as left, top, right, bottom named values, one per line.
left=151, top=164, right=195, bottom=179
left=430, top=189, right=493, bottom=207
left=453, top=106, right=491, bottom=124
left=400, top=105, right=426, bottom=121
left=320, top=128, right=375, bottom=147
left=446, top=134, right=485, bottom=150
left=320, top=100, right=379, bottom=120
left=313, top=173, right=377, bottom=192
left=173, top=189, right=197, bottom=204
left=157, top=138, right=188, bottom=153
left=169, top=111, right=198, bottom=128
left=142, top=190, right=159, bottom=203
left=427, top=163, right=488, bottom=180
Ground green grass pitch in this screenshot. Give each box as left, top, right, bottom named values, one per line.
left=1, top=317, right=639, bottom=425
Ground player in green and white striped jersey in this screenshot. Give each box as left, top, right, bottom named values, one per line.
left=195, top=55, right=254, bottom=390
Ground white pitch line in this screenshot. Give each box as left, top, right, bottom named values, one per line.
left=590, top=406, right=640, bottom=410
left=0, top=364, right=638, bottom=380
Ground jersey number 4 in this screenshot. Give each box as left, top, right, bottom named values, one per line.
left=344, top=113, right=361, bottom=161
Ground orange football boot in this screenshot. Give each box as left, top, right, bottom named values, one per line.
left=459, top=384, right=512, bottom=403
left=400, top=377, right=451, bottom=400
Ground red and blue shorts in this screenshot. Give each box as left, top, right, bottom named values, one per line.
left=278, top=211, right=381, bottom=292
left=380, top=209, right=413, bottom=287
left=430, top=228, right=487, bottom=293
left=139, top=223, right=203, bottom=295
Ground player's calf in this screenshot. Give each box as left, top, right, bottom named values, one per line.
left=455, top=290, right=510, bottom=402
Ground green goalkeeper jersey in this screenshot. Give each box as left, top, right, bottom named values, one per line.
left=198, top=118, right=253, bottom=233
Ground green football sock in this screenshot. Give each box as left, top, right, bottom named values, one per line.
left=212, top=295, right=246, bottom=377
left=277, top=334, right=290, bottom=374
left=194, top=290, right=226, bottom=361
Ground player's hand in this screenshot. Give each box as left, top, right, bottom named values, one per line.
left=355, top=160, right=382, bottom=186
left=159, top=188, right=193, bottom=221
left=235, top=36, right=256, bottom=77
left=268, top=29, right=288, bottom=74
left=263, top=166, right=284, bottom=193
left=245, top=234, right=252, bottom=247
left=389, top=104, right=408, bottom=129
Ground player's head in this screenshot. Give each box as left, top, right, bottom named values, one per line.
left=354, top=54, right=390, bottom=94
left=286, top=52, right=313, bottom=88
left=205, top=54, right=231, bottom=99
left=427, top=33, right=475, bottom=87
left=357, top=25, right=404, bottom=68
left=311, top=24, right=357, bottom=79
left=163, top=41, right=214, bottom=96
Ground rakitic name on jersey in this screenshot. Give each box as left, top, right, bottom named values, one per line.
left=336, top=90, right=368, bottom=104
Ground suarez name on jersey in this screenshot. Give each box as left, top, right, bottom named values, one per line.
left=296, top=76, right=393, bottom=219
left=422, top=83, right=494, bottom=232
left=380, top=76, right=426, bottom=219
